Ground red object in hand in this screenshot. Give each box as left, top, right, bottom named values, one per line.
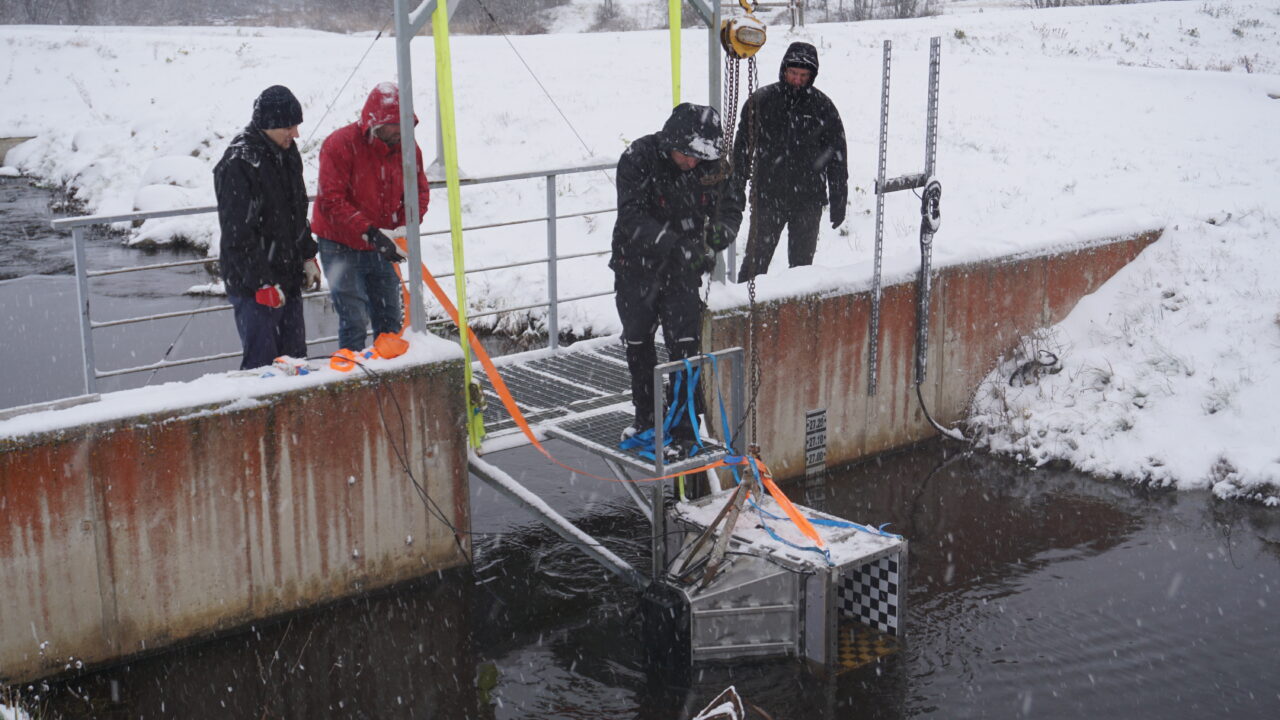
left=255, top=284, right=285, bottom=308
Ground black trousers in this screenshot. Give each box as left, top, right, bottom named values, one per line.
left=228, top=291, right=306, bottom=370
left=614, top=272, right=705, bottom=440
left=737, top=202, right=823, bottom=282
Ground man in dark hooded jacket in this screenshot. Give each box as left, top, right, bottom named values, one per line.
left=611, top=103, right=744, bottom=457
left=214, top=84, right=320, bottom=370
left=312, top=82, right=429, bottom=353
left=733, top=42, right=848, bottom=282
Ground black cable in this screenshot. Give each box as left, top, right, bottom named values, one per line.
left=302, top=21, right=391, bottom=147
left=467, top=0, right=612, bottom=186
left=144, top=294, right=207, bottom=386
left=915, top=381, right=968, bottom=442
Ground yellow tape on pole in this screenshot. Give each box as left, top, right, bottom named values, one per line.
left=669, top=0, right=681, bottom=106
left=432, top=6, right=485, bottom=448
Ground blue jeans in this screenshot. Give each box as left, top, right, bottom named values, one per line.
left=228, top=290, right=305, bottom=370
left=317, top=237, right=403, bottom=351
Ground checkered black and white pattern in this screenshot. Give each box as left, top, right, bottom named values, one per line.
left=838, top=554, right=901, bottom=636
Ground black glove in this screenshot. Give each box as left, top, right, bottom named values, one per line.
left=707, top=220, right=738, bottom=252
left=365, top=227, right=406, bottom=263
left=676, top=242, right=714, bottom=275
left=830, top=203, right=846, bottom=229
left=698, top=244, right=717, bottom=274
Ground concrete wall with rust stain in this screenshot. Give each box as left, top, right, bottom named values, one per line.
left=0, top=358, right=469, bottom=684
left=709, top=230, right=1161, bottom=479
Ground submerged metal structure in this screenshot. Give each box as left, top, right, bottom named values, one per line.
left=465, top=337, right=909, bottom=672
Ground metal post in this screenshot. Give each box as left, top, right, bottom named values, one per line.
left=71, top=226, right=97, bottom=394
left=545, top=173, right=559, bottom=350
left=732, top=348, right=745, bottom=452
left=652, top=364, right=667, bottom=579
left=394, top=0, right=427, bottom=335
left=709, top=2, right=721, bottom=116
left=432, top=78, right=446, bottom=177
left=711, top=1, right=728, bottom=283
left=868, top=39, right=891, bottom=395
left=924, top=36, right=941, bottom=179
left=470, top=452, right=648, bottom=591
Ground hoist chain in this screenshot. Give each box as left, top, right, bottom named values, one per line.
left=743, top=56, right=760, bottom=449
left=722, top=54, right=740, bottom=158
left=715, top=51, right=762, bottom=449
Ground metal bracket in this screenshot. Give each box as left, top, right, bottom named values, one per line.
left=868, top=37, right=941, bottom=395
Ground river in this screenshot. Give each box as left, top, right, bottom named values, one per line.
left=10, top=441, right=1279, bottom=719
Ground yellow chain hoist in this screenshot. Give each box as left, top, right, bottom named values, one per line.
left=720, top=0, right=766, bottom=60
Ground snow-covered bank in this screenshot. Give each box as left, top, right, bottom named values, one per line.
left=967, top=212, right=1280, bottom=504
left=1, top=1, right=1278, bottom=498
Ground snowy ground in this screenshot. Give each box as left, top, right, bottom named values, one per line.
left=1, top=1, right=1279, bottom=500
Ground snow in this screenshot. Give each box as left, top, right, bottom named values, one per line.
left=675, top=486, right=904, bottom=569
left=967, top=213, right=1280, bottom=505
left=139, top=155, right=208, bottom=188
left=0, top=1, right=1278, bottom=498
left=0, top=331, right=460, bottom=440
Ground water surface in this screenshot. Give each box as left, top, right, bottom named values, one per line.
left=15, top=441, right=1278, bottom=719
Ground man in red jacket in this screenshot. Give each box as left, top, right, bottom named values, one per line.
left=312, top=82, right=430, bottom=352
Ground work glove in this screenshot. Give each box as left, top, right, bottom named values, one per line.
left=365, top=227, right=407, bottom=263
left=707, top=220, right=738, bottom=252
left=830, top=203, right=846, bottom=229
left=255, top=284, right=285, bottom=309
left=303, top=257, right=322, bottom=291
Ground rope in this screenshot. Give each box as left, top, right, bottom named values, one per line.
left=303, top=21, right=390, bottom=147
left=470, top=0, right=612, bottom=185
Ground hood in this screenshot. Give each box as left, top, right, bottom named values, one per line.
left=659, top=102, right=723, bottom=161
left=358, top=82, right=418, bottom=131
left=778, top=42, right=819, bottom=86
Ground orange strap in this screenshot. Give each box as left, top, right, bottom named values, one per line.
left=759, top=466, right=825, bottom=549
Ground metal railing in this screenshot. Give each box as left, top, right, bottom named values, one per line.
left=50, top=161, right=619, bottom=396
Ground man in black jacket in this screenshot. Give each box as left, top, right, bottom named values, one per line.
left=214, top=85, right=321, bottom=370
left=733, top=42, right=848, bottom=282
left=611, top=103, right=743, bottom=457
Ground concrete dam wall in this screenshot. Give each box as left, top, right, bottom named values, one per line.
left=708, top=229, right=1161, bottom=479
left=0, top=359, right=471, bottom=684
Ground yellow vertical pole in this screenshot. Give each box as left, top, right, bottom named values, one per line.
left=432, top=5, right=484, bottom=448
left=670, top=0, right=681, bottom=106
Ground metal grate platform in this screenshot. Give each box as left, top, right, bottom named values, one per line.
left=476, top=337, right=722, bottom=473
left=547, top=407, right=728, bottom=476
left=477, top=337, right=635, bottom=435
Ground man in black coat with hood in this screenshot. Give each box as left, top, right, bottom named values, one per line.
left=611, top=103, right=744, bottom=457
left=214, top=85, right=320, bottom=370
left=733, top=42, right=848, bottom=282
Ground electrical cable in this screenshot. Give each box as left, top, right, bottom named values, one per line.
left=144, top=294, right=207, bottom=386
left=302, top=21, right=391, bottom=147
left=468, top=0, right=613, bottom=185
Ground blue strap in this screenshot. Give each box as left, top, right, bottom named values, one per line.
left=661, top=369, right=684, bottom=437
left=680, top=359, right=703, bottom=457
left=708, top=354, right=736, bottom=455
left=619, top=361, right=686, bottom=460
left=719, top=457, right=900, bottom=554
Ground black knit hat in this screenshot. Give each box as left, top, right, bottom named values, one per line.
left=252, top=85, right=303, bottom=130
